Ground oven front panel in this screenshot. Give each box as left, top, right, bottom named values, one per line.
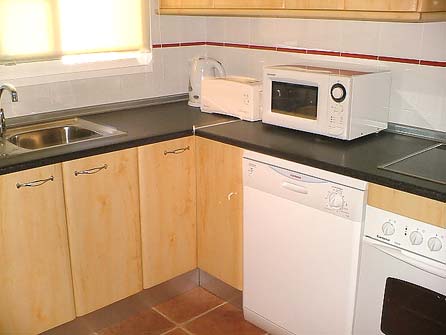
left=353, top=239, right=446, bottom=335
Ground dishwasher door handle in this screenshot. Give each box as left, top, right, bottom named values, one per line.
left=281, top=182, right=308, bottom=194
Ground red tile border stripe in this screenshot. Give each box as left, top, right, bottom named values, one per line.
left=420, top=60, right=446, bottom=67
left=152, top=41, right=446, bottom=67
left=340, top=52, right=378, bottom=60
left=224, top=43, right=250, bottom=49
left=277, top=47, right=306, bottom=54
left=249, top=45, right=277, bottom=51
left=307, top=49, right=341, bottom=57
left=180, top=41, right=206, bottom=47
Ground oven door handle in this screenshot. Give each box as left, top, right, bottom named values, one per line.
left=366, top=239, right=446, bottom=279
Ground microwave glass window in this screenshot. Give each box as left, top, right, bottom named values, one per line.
left=381, top=278, right=446, bottom=335
left=271, top=82, right=318, bottom=120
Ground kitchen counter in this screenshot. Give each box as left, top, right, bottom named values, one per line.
left=0, top=100, right=234, bottom=175
left=1, top=99, right=445, bottom=202
left=195, top=119, right=446, bottom=202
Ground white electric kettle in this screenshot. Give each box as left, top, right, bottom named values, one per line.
left=188, top=56, right=226, bottom=107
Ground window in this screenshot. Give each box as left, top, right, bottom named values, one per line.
left=0, top=0, right=151, bottom=83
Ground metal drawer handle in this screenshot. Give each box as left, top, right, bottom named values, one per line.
left=164, top=146, right=190, bottom=156
left=16, top=176, right=54, bottom=189
left=74, top=164, right=108, bottom=176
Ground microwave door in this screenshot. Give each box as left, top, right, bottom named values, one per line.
left=263, top=76, right=330, bottom=135
left=271, top=81, right=319, bottom=120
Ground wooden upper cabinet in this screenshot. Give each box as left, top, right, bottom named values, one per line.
left=196, top=137, right=243, bottom=290
left=0, top=164, right=75, bottom=335
left=62, top=149, right=142, bottom=316
left=286, top=0, right=344, bottom=9
left=368, top=183, right=446, bottom=229
left=138, top=137, right=197, bottom=289
left=418, top=0, right=446, bottom=11
left=344, top=0, right=419, bottom=11
left=214, top=0, right=285, bottom=8
left=160, top=0, right=214, bottom=8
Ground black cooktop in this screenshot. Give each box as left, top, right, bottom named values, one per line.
left=380, top=144, right=446, bottom=185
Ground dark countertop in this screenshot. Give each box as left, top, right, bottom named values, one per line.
left=0, top=101, right=233, bottom=175
left=195, top=120, right=446, bottom=202
left=1, top=100, right=445, bottom=202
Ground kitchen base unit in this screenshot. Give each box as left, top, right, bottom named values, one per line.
left=242, top=151, right=367, bottom=335
left=353, top=206, right=446, bottom=335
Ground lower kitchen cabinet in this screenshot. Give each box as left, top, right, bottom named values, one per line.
left=0, top=164, right=75, bottom=334
left=196, top=137, right=243, bottom=290
left=62, top=148, right=142, bottom=316
left=138, top=137, right=197, bottom=289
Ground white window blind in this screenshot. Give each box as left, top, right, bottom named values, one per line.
left=0, top=0, right=149, bottom=65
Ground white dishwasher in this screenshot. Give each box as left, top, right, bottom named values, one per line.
left=243, top=151, right=368, bottom=335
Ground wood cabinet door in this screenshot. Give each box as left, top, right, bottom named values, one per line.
left=344, top=0, right=418, bottom=11
left=160, top=0, right=214, bottom=8
left=285, top=0, right=344, bottom=9
left=214, top=0, right=284, bottom=8
left=196, top=137, right=243, bottom=290
left=138, top=137, right=197, bottom=289
left=0, top=164, right=75, bottom=335
left=62, top=149, right=142, bottom=316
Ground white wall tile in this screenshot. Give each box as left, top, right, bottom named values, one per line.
left=181, top=16, right=207, bottom=42
left=224, top=17, right=251, bottom=44
left=299, top=20, right=342, bottom=51
left=206, top=17, right=225, bottom=42
left=341, top=21, right=381, bottom=55
left=275, top=18, right=306, bottom=48
left=379, top=23, right=423, bottom=59
left=420, top=23, right=446, bottom=61
left=159, top=16, right=182, bottom=44
left=250, top=18, right=279, bottom=46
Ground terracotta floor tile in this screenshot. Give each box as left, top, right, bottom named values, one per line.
left=154, top=287, right=224, bottom=323
left=184, top=304, right=265, bottom=335
left=97, top=308, right=175, bottom=335
left=163, top=328, right=189, bottom=335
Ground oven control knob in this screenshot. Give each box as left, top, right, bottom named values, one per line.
left=427, top=237, right=442, bottom=252
left=382, top=221, right=395, bottom=236
left=331, top=84, right=347, bottom=103
left=409, top=231, right=423, bottom=245
left=328, top=192, right=344, bottom=209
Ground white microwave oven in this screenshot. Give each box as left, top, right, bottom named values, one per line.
left=262, top=65, right=391, bottom=140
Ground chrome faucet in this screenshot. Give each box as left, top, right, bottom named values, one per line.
left=0, top=83, right=19, bottom=137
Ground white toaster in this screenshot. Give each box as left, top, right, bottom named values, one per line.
left=201, top=76, right=263, bottom=121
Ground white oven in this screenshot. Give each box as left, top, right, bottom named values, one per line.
left=353, top=206, right=446, bottom=335
left=262, top=65, right=391, bottom=140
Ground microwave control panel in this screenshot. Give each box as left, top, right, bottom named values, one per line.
left=327, top=78, right=351, bottom=137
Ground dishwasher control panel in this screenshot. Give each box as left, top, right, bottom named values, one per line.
left=243, top=157, right=366, bottom=222
left=365, top=206, right=446, bottom=264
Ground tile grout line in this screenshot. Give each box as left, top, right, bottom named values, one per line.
left=153, top=301, right=228, bottom=334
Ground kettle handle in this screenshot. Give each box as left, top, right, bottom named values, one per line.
left=208, top=58, right=226, bottom=78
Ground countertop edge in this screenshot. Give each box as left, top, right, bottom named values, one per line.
left=195, top=131, right=446, bottom=202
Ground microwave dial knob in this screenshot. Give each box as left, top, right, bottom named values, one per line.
left=427, top=237, right=442, bottom=252
left=331, top=84, right=347, bottom=103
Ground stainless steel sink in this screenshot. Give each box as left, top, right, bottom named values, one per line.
left=9, top=125, right=100, bottom=150
left=2, top=118, right=126, bottom=156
